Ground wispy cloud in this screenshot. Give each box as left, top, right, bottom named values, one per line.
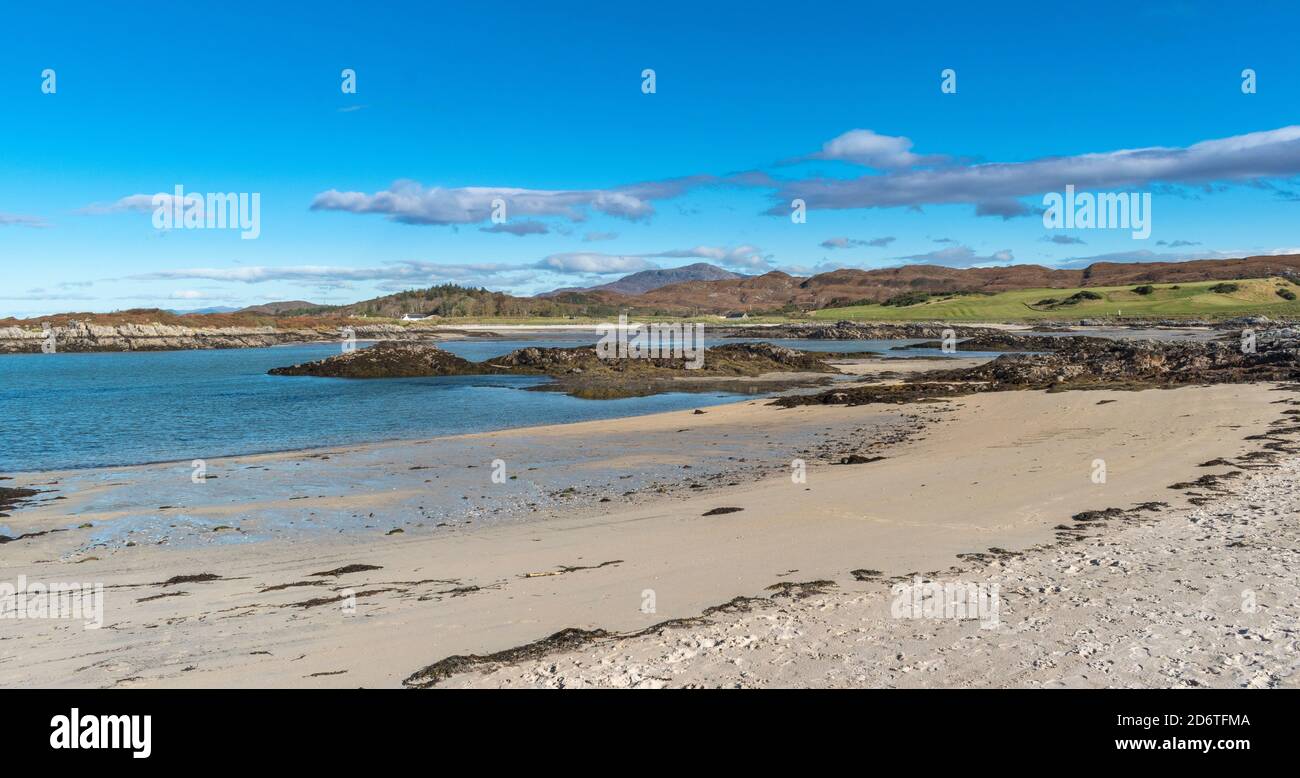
left=820, top=236, right=895, bottom=249
left=652, top=245, right=770, bottom=269
left=310, top=176, right=712, bottom=226
left=479, top=220, right=549, bottom=236
left=535, top=254, right=658, bottom=274
left=115, top=242, right=769, bottom=295
left=975, top=200, right=1042, bottom=220
left=1041, top=235, right=1086, bottom=245
left=0, top=212, right=52, bottom=228
left=893, top=245, right=1015, bottom=268
left=125, top=261, right=521, bottom=285
left=767, top=125, right=1300, bottom=216
left=537, top=245, right=769, bottom=273
left=79, top=194, right=164, bottom=214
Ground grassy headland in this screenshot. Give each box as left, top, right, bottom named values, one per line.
left=813, top=276, right=1300, bottom=322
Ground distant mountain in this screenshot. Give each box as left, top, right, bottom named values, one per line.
left=539, top=263, right=745, bottom=297
left=238, top=301, right=328, bottom=315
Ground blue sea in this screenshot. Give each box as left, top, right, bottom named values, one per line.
left=0, top=336, right=974, bottom=473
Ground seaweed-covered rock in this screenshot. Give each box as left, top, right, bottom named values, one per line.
left=268, top=340, right=839, bottom=400
left=487, top=341, right=836, bottom=377
left=0, top=485, right=40, bottom=517
left=938, top=337, right=1300, bottom=388
left=268, top=341, right=486, bottom=378
left=777, top=335, right=1300, bottom=407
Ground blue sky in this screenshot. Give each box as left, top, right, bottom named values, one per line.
left=3, top=0, right=1300, bottom=316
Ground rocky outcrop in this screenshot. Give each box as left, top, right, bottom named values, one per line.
left=777, top=332, right=1300, bottom=407
left=268, top=341, right=486, bottom=378
left=267, top=340, right=841, bottom=398
left=937, top=336, right=1300, bottom=388
left=892, top=333, right=1112, bottom=352
left=0, top=321, right=444, bottom=353
left=486, top=342, right=834, bottom=376
left=270, top=341, right=838, bottom=380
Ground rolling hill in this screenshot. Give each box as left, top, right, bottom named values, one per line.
left=813, top=277, right=1300, bottom=321
left=621, top=253, right=1300, bottom=314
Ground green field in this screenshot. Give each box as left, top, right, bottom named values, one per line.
left=813, top=277, right=1300, bottom=322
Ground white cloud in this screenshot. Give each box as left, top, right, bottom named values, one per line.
left=127, top=261, right=520, bottom=285
left=310, top=176, right=710, bottom=226
left=653, top=245, right=771, bottom=269
left=811, top=129, right=938, bottom=169
left=893, top=246, right=1016, bottom=268
left=535, top=253, right=658, bottom=274
left=772, top=125, right=1300, bottom=215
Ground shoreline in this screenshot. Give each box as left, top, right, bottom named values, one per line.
left=0, top=319, right=1230, bottom=356
left=2, top=393, right=926, bottom=544
left=0, top=382, right=1286, bottom=688
left=4, top=388, right=763, bottom=480
left=1, top=351, right=976, bottom=479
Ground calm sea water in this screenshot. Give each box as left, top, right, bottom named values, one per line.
left=0, top=336, right=965, bottom=473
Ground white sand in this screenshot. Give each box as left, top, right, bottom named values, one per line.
left=448, top=453, right=1300, bottom=688
left=0, top=384, right=1290, bottom=688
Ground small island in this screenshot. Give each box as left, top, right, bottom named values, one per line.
left=268, top=340, right=842, bottom=398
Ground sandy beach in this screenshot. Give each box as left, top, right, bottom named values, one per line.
left=2, top=380, right=1294, bottom=688
left=446, top=448, right=1300, bottom=689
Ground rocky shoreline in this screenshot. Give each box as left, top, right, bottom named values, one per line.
left=0, top=320, right=451, bottom=353
left=1, top=316, right=1282, bottom=354
left=776, top=328, right=1300, bottom=407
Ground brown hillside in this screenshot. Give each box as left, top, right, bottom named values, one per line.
left=626, top=254, right=1300, bottom=312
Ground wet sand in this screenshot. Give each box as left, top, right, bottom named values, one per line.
left=0, top=382, right=1286, bottom=688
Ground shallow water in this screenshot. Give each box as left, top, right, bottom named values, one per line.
left=0, top=336, right=967, bottom=473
